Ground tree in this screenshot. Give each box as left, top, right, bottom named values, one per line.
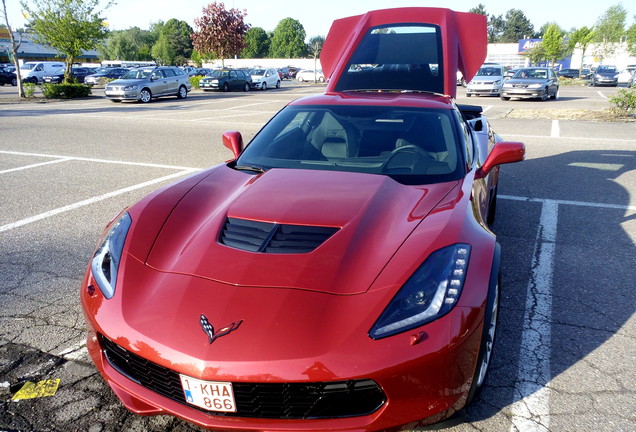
left=269, top=18, right=306, bottom=58
left=241, top=26, right=269, bottom=58
left=308, top=35, right=324, bottom=82
left=468, top=3, right=487, bottom=16
left=157, top=18, right=193, bottom=65
left=627, top=22, right=636, bottom=56
left=151, top=32, right=175, bottom=65
left=1, top=0, right=25, bottom=96
left=537, top=22, right=563, bottom=38
left=541, top=24, right=571, bottom=67
left=488, top=14, right=506, bottom=43
left=20, top=0, right=112, bottom=83
left=521, top=43, right=546, bottom=65
left=99, top=28, right=156, bottom=61
left=501, top=9, right=534, bottom=43
left=192, top=2, right=249, bottom=67
left=593, top=4, right=627, bottom=62
left=569, top=26, right=595, bottom=76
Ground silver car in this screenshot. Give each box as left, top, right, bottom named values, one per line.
left=104, top=66, right=191, bottom=103
left=466, top=64, right=506, bottom=97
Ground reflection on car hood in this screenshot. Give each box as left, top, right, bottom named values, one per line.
left=145, top=166, right=459, bottom=295
left=469, top=76, right=503, bottom=83
left=107, top=78, right=146, bottom=86
left=506, top=78, right=548, bottom=85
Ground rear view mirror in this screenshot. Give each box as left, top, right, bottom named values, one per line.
left=475, top=141, right=525, bottom=179
left=222, top=131, right=244, bottom=159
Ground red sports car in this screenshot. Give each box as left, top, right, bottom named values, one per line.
left=81, top=7, right=525, bottom=431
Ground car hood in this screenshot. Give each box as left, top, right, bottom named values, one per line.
left=595, top=71, right=617, bottom=77
left=144, top=166, right=459, bottom=295
left=469, top=76, right=503, bottom=83
left=107, top=78, right=146, bottom=86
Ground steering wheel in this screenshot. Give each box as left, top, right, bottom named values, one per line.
left=380, top=145, right=434, bottom=173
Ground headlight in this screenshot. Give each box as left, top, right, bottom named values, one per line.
left=91, top=212, right=132, bottom=299
left=528, top=83, right=542, bottom=89
left=212, top=79, right=219, bottom=83
left=124, top=85, right=137, bottom=90
left=595, top=74, right=602, bottom=79
left=503, top=83, right=513, bottom=88
left=369, top=244, right=471, bottom=339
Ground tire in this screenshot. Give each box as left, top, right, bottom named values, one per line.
left=177, top=85, right=187, bottom=99
left=139, top=88, right=152, bottom=103
left=12, top=78, right=17, bottom=86
left=466, top=254, right=501, bottom=405
left=223, top=82, right=230, bottom=92
left=500, top=96, right=510, bottom=101
left=297, top=76, right=304, bottom=83
left=466, top=93, right=472, bottom=97
left=550, top=87, right=559, bottom=100
left=276, top=80, right=281, bottom=89
left=243, top=83, right=250, bottom=92
left=262, top=82, right=267, bottom=91
left=541, top=89, right=548, bottom=101
left=319, top=76, right=325, bottom=83
left=110, top=99, right=122, bottom=103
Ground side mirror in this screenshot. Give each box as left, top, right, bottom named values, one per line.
left=475, top=141, right=525, bottom=179
left=222, top=131, right=244, bottom=159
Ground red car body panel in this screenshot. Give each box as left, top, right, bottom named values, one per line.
left=321, top=7, right=487, bottom=98
left=81, top=7, right=524, bottom=431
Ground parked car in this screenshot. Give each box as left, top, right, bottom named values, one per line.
left=249, top=68, right=281, bottom=90
left=296, top=69, right=325, bottom=82
left=81, top=7, right=525, bottom=432
left=580, top=68, right=592, bottom=79
left=500, top=67, right=559, bottom=101
left=19, top=61, right=66, bottom=84
left=43, top=66, right=97, bottom=84
left=199, top=69, right=252, bottom=92
left=0, top=66, right=17, bottom=86
left=466, top=64, right=506, bottom=97
left=617, top=65, right=636, bottom=87
left=104, top=66, right=192, bottom=103
left=557, top=68, right=581, bottom=79
left=589, top=65, right=618, bottom=87
left=84, top=68, right=129, bottom=86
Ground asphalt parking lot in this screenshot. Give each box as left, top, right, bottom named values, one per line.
left=0, top=83, right=634, bottom=432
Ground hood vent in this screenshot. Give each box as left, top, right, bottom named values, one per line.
left=220, top=217, right=339, bottom=254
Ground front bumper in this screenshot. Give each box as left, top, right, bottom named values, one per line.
left=501, top=87, right=547, bottom=99
left=466, top=84, right=501, bottom=96
left=81, top=259, right=486, bottom=432
left=200, top=81, right=221, bottom=91
left=104, top=87, right=141, bottom=100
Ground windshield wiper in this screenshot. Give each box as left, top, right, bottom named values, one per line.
left=234, top=164, right=267, bottom=173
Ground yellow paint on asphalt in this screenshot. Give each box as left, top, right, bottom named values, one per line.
left=11, top=379, right=60, bottom=400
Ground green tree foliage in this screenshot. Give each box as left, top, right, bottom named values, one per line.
left=99, top=27, right=155, bottom=61
left=537, top=22, right=563, bottom=38
left=501, top=9, right=535, bottom=43
left=522, top=43, right=546, bottom=65
left=569, top=26, right=595, bottom=74
left=627, top=22, right=636, bottom=56
left=270, top=18, right=306, bottom=58
left=157, top=18, right=193, bottom=65
left=488, top=14, right=506, bottom=43
left=592, top=4, right=627, bottom=62
left=241, top=27, right=270, bottom=58
left=20, top=0, right=112, bottom=83
left=192, top=2, right=249, bottom=67
left=541, top=24, right=571, bottom=67
left=468, top=3, right=487, bottom=16
left=151, top=32, right=175, bottom=65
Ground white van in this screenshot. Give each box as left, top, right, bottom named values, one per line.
left=20, top=61, right=66, bottom=84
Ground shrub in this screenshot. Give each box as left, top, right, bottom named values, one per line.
left=608, top=87, right=636, bottom=116
left=41, top=83, right=92, bottom=99
left=190, top=76, right=201, bottom=89
left=23, top=82, right=36, bottom=98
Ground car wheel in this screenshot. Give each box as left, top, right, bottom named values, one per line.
left=550, top=87, right=559, bottom=100
left=177, top=85, right=187, bottom=99
left=467, top=271, right=500, bottom=404
left=139, top=88, right=152, bottom=103
left=466, top=93, right=472, bottom=97
left=11, top=78, right=17, bottom=86
left=243, top=83, right=250, bottom=92
left=223, top=82, right=230, bottom=92
left=262, top=82, right=267, bottom=91
left=319, top=76, right=325, bottom=83
left=500, top=96, right=510, bottom=101
left=276, top=80, right=281, bottom=89
left=297, top=76, right=304, bottom=83
left=110, top=99, right=122, bottom=103
left=541, top=89, right=548, bottom=101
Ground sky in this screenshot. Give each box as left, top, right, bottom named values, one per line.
left=5, top=0, right=636, bottom=40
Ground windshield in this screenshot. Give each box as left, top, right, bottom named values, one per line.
left=121, top=69, right=152, bottom=79
left=209, top=70, right=230, bottom=78
left=596, top=66, right=617, bottom=73
left=251, top=69, right=266, bottom=75
left=476, top=66, right=503, bottom=77
left=21, top=63, right=37, bottom=70
left=514, top=68, right=547, bottom=79
left=236, top=105, right=464, bottom=185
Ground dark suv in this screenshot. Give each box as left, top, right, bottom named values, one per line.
left=199, top=69, right=252, bottom=92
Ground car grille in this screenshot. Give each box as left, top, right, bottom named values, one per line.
left=99, top=334, right=386, bottom=419
left=219, top=217, right=339, bottom=254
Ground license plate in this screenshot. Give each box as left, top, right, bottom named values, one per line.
left=179, top=375, right=236, bottom=412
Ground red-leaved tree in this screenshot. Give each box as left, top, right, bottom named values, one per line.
left=192, top=2, right=250, bottom=67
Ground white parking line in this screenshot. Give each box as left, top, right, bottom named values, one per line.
left=550, top=120, right=560, bottom=138
left=0, top=168, right=198, bottom=233
left=0, top=157, right=71, bottom=175
left=596, top=91, right=607, bottom=99
left=509, top=199, right=557, bottom=432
